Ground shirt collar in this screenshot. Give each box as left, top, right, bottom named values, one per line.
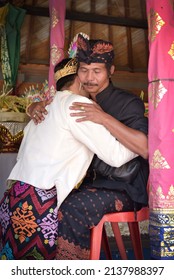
left=95, top=82, right=114, bottom=105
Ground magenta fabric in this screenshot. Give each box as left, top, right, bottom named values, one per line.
left=146, top=0, right=174, bottom=259
left=48, top=0, right=66, bottom=97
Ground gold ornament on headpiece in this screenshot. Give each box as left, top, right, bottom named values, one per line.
left=54, top=33, right=89, bottom=83
left=54, top=58, right=78, bottom=82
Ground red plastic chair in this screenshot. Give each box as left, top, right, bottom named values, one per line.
left=90, top=183, right=149, bottom=260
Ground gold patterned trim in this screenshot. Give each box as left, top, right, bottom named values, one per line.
left=150, top=206, right=174, bottom=259
left=150, top=208, right=174, bottom=214
left=149, top=80, right=167, bottom=109
left=148, top=8, right=165, bottom=42
left=150, top=149, right=170, bottom=169
left=168, top=41, right=174, bottom=60
left=50, top=44, right=61, bottom=66
left=51, top=8, right=59, bottom=28
left=149, top=185, right=174, bottom=209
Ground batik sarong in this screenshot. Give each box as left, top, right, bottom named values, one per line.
left=0, top=180, right=58, bottom=260
left=56, top=182, right=142, bottom=260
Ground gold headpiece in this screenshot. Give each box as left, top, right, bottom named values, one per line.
left=54, top=58, right=78, bottom=82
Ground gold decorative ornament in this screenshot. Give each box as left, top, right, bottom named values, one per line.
left=50, top=44, right=61, bottom=66
left=148, top=8, right=165, bottom=42
left=54, top=58, right=78, bottom=82
left=168, top=41, right=174, bottom=60
left=149, top=80, right=167, bottom=109
left=51, top=8, right=59, bottom=28
left=150, top=149, right=170, bottom=169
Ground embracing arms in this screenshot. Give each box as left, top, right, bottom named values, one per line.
left=69, top=101, right=148, bottom=159
left=27, top=99, right=148, bottom=160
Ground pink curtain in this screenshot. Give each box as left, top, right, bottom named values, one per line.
left=48, top=0, right=66, bottom=98
left=146, top=0, right=174, bottom=259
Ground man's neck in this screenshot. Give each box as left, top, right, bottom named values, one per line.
left=89, top=92, right=97, bottom=101
left=89, top=82, right=110, bottom=101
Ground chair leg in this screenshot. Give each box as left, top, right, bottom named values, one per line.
left=90, top=220, right=104, bottom=260
left=101, top=225, right=112, bottom=259
left=111, top=222, right=128, bottom=260
left=128, top=222, right=143, bottom=259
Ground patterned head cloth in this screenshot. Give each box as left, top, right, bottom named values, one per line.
left=76, top=33, right=114, bottom=65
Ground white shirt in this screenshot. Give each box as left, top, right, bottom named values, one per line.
left=8, top=90, right=137, bottom=208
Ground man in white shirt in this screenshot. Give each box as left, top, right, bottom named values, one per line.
left=0, top=57, right=137, bottom=260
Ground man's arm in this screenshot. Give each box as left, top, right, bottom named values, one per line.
left=66, top=96, right=138, bottom=168
left=69, top=101, right=148, bottom=159
left=27, top=96, right=148, bottom=160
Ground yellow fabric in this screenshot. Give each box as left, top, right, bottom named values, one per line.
left=74, top=175, right=86, bottom=189
left=0, top=4, right=9, bottom=26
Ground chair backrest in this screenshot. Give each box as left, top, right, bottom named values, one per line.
left=90, top=178, right=150, bottom=260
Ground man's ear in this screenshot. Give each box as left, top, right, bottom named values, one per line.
left=110, top=65, right=115, bottom=75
